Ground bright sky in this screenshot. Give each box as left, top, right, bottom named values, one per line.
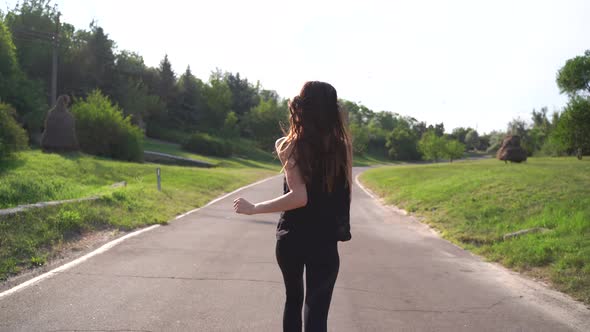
left=4, top=0, right=590, bottom=133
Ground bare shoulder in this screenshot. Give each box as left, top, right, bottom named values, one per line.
left=275, top=137, right=294, bottom=165
left=275, top=136, right=287, bottom=150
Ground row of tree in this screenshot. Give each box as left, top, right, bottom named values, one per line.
left=496, top=51, right=590, bottom=159
left=342, top=47, right=590, bottom=160
left=0, top=1, right=288, bottom=152
left=1, top=0, right=587, bottom=163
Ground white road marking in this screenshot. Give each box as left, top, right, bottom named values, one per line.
left=354, top=173, right=378, bottom=200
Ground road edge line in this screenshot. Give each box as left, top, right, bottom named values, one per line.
left=0, top=174, right=280, bottom=300
left=354, top=173, right=378, bottom=200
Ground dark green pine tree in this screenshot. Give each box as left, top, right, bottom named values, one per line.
left=157, top=54, right=177, bottom=107
left=176, top=65, right=203, bottom=129
left=85, top=23, right=116, bottom=96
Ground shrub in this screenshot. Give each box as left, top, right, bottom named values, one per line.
left=145, top=122, right=190, bottom=144
left=0, top=102, right=28, bottom=160
left=539, top=134, right=569, bottom=157
left=183, top=133, right=232, bottom=157
left=71, top=90, right=143, bottom=162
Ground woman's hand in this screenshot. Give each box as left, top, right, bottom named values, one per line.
left=233, top=197, right=256, bottom=215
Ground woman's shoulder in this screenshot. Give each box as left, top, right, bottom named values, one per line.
left=275, top=136, right=287, bottom=150
left=275, top=136, right=296, bottom=166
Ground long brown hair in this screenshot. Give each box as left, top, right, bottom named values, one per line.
left=279, top=81, right=351, bottom=192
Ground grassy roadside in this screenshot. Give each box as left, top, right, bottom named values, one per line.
left=353, top=152, right=397, bottom=167
left=0, top=149, right=278, bottom=280
left=359, top=158, right=590, bottom=304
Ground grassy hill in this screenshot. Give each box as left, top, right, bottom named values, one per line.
left=144, top=138, right=280, bottom=169
left=360, top=157, right=590, bottom=304
left=0, top=148, right=279, bottom=280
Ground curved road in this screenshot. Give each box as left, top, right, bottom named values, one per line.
left=1, top=168, right=588, bottom=331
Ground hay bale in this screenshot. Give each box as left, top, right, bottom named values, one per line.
left=496, top=135, right=527, bottom=163
left=41, top=95, right=79, bottom=152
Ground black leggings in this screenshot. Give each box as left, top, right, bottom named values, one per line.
left=276, top=237, right=340, bottom=332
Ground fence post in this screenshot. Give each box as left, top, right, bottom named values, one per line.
left=156, top=168, right=161, bottom=191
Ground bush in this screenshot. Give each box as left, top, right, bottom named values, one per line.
left=0, top=102, right=28, bottom=160
left=71, top=90, right=143, bottom=162
left=145, top=122, right=190, bottom=144
left=183, top=133, right=232, bottom=157
left=539, top=134, right=569, bottom=157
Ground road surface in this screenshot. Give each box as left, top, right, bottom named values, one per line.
left=1, top=168, right=589, bottom=331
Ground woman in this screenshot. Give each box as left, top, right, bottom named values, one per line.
left=233, top=81, right=352, bottom=332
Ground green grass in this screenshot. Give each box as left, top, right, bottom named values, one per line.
left=146, top=137, right=396, bottom=168
left=360, top=157, right=590, bottom=304
left=0, top=149, right=277, bottom=280
left=144, top=138, right=280, bottom=169
left=353, top=151, right=398, bottom=167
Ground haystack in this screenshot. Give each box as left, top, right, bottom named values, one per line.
left=496, top=135, right=527, bottom=163
left=41, top=95, right=79, bottom=152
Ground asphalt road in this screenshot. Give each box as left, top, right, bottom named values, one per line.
left=1, top=168, right=589, bottom=331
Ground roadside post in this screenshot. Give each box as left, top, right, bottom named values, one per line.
left=156, top=168, right=161, bottom=191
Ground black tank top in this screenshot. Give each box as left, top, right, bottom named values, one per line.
left=276, top=164, right=350, bottom=242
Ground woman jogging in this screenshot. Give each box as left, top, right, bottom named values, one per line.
left=233, top=81, right=352, bottom=332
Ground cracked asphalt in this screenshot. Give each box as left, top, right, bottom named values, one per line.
left=1, top=168, right=589, bottom=331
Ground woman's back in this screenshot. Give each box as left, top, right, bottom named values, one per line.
left=277, top=161, right=350, bottom=242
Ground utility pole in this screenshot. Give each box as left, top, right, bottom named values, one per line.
left=51, top=13, right=60, bottom=107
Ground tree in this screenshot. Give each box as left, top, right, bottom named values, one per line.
left=116, top=78, right=164, bottom=128
left=465, top=129, right=480, bottom=151
left=84, top=23, right=116, bottom=96
left=556, top=50, right=590, bottom=96
left=477, top=134, right=490, bottom=151
left=531, top=107, right=550, bottom=129
left=350, top=123, right=369, bottom=154
left=413, top=121, right=427, bottom=138
left=226, top=72, right=259, bottom=118
left=552, top=50, right=590, bottom=158
left=373, top=111, right=397, bottom=131
left=418, top=131, right=446, bottom=162
left=202, top=69, right=232, bottom=131
left=222, top=111, right=239, bottom=138
left=450, top=127, right=472, bottom=144
left=4, top=0, right=59, bottom=96
left=341, top=100, right=361, bottom=125
left=435, top=123, right=445, bottom=137
left=0, top=19, right=46, bottom=135
left=0, top=19, right=20, bottom=97
left=156, top=54, right=177, bottom=108
left=444, top=139, right=465, bottom=163
left=0, top=102, right=29, bottom=160
left=173, top=66, right=204, bottom=130
left=115, top=51, right=147, bottom=81
left=552, top=96, right=590, bottom=156
left=426, top=123, right=445, bottom=137
left=242, top=95, right=287, bottom=149
left=386, top=120, right=420, bottom=161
